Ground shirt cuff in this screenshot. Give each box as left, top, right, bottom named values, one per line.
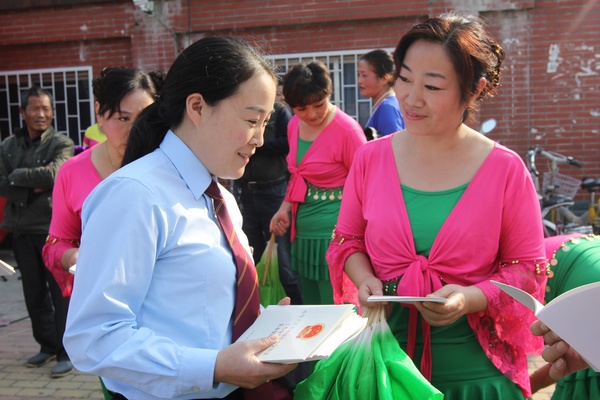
left=178, top=347, right=236, bottom=396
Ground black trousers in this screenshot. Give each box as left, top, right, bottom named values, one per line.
left=13, top=233, right=70, bottom=361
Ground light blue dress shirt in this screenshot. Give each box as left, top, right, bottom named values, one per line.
left=64, top=130, right=245, bottom=399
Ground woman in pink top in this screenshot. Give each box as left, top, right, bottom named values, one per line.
left=270, top=61, right=366, bottom=305
left=43, top=67, right=158, bottom=297
left=327, top=13, right=547, bottom=399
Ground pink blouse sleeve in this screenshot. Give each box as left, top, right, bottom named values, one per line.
left=42, top=164, right=81, bottom=297
left=469, top=153, right=548, bottom=397
left=42, top=237, right=77, bottom=297
left=326, top=147, right=368, bottom=306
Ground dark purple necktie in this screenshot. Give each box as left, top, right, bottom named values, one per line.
left=205, top=181, right=276, bottom=400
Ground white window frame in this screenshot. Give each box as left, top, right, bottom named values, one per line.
left=0, top=67, right=94, bottom=146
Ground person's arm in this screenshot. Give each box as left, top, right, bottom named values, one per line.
left=474, top=153, right=547, bottom=326
left=414, top=284, right=488, bottom=327
left=325, top=144, right=369, bottom=306
left=270, top=200, right=291, bottom=237
left=65, top=177, right=294, bottom=398
left=530, top=320, right=591, bottom=379
left=344, top=252, right=383, bottom=308
left=8, top=134, right=74, bottom=191
left=529, top=362, right=556, bottom=394
left=0, top=138, right=31, bottom=203
left=340, top=120, right=367, bottom=171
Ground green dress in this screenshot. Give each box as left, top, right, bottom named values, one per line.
left=545, top=234, right=600, bottom=400
left=386, top=184, right=526, bottom=399
left=292, top=138, right=342, bottom=305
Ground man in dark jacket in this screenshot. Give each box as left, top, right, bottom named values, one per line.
left=0, top=87, right=74, bottom=377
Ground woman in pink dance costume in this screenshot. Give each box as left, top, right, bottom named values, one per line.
left=270, top=61, right=366, bottom=305
left=327, top=13, right=548, bottom=399
left=42, top=67, right=158, bottom=297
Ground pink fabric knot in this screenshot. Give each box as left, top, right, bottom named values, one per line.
left=417, top=255, right=429, bottom=272
left=287, top=168, right=307, bottom=204
left=397, top=255, right=443, bottom=297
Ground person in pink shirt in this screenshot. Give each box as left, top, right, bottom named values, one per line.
left=43, top=67, right=157, bottom=297
left=41, top=68, right=157, bottom=392
left=326, top=13, right=547, bottom=399
left=270, top=61, right=366, bottom=305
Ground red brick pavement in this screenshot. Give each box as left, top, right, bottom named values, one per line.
left=0, top=318, right=103, bottom=399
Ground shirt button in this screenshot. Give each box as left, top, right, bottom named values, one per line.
left=192, top=386, right=200, bottom=392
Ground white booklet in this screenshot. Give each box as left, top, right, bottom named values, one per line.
left=491, top=280, right=600, bottom=372
left=0, top=258, right=15, bottom=276
left=367, top=295, right=447, bottom=304
left=237, top=304, right=366, bottom=364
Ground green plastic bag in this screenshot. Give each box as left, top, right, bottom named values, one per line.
left=255, top=233, right=287, bottom=307
left=294, top=307, right=443, bottom=400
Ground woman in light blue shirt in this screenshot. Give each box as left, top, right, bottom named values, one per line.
left=64, top=37, right=296, bottom=400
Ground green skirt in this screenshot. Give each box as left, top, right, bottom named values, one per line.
left=388, top=303, right=526, bottom=400
left=546, top=235, right=600, bottom=400
left=552, top=368, right=600, bottom=400
left=292, top=192, right=341, bottom=281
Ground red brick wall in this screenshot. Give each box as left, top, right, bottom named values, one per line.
left=0, top=0, right=598, bottom=197
left=0, top=1, right=175, bottom=73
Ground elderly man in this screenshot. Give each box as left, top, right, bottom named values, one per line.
left=0, top=86, right=74, bottom=378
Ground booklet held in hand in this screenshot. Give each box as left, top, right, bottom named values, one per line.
left=367, top=295, right=447, bottom=304
left=491, top=280, right=600, bottom=372
left=237, top=304, right=366, bottom=364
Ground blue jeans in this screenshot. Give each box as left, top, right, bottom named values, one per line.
left=237, top=180, right=303, bottom=305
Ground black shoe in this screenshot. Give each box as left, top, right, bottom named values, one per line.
left=26, top=352, right=56, bottom=368
left=50, top=360, right=73, bottom=378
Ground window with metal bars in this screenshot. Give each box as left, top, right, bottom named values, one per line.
left=0, top=67, right=94, bottom=145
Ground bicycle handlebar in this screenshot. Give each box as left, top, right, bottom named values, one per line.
left=567, top=157, right=583, bottom=168
left=527, top=147, right=583, bottom=173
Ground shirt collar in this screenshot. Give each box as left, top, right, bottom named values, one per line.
left=160, top=130, right=213, bottom=200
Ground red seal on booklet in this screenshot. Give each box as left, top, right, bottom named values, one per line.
left=296, top=324, right=324, bottom=339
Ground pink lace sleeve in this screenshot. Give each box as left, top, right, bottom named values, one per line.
left=42, top=235, right=78, bottom=297
left=326, top=228, right=366, bottom=307
left=468, top=258, right=548, bottom=398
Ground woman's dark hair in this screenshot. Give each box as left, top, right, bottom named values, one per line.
left=93, top=67, right=158, bottom=119
left=360, top=49, right=396, bottom=87
left=393, top=12, right=505, bottom=123
left=123, top=36, right=276, bottom=166
left=282, top=61, right=333, bottom=108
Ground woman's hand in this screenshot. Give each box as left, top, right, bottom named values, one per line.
left=277, top=297, right=291, bottom=306
left=61, top=248, right=79, bottom=271
left=530, top=320, right=590, bottom=380
left=214, top=336, right=297, bottom=388
left=414, top=284, right=486, bottom=326
left=269, top=203, right=291, bottom=237
left=357, top=275, right=384, bottom=309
